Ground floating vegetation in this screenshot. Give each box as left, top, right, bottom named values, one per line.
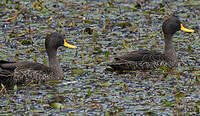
left=0, top=0, right=199, bottom=115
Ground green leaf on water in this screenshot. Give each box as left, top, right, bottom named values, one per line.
left=186, top=1, right=200, bottom=6
left=86, top=88, right=92, bottom=97
left=50, top=103, right=64, bottom=109
left=71, top=69, right=86, bottom=76
left=43, top=56, right=47, bottom=65
left=159, top=65, right=168, bottom=71
left=103, top=82, right=112, bottom=87
left=105, top=111, right=110, bottom=116
left=175, top=91, right=186, bottom=98
left=104, top=51, right=109, bottom=58
left=41, top=8, right=47, bottom=14
left=196, top=100, right=200, bottom=105
left=21, top=40, right=32, bottom=45
left=176, top=73, right=181, bottom=80
left=119, top=22, right=132, bottom=29
left=194, top=105, right=199, bottom=114
left=93, top=31, right=99, bottom=38
left=163, top=101, right=175, bottom=107
left=46, top=94, right=55, bottom=99
left=14, top=85, right=17, bottom=92
left=83, top=20, right=96, bottom=24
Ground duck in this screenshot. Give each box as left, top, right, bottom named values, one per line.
left=0, top=32, right=77, bottom=87
left=107, top=16, right=194, bottom=71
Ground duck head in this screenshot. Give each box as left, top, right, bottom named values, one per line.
left=162, top=16, right=194, bottom=37
left=45, top=32, right=77, bottom=51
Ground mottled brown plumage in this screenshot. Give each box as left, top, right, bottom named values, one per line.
left=107, top=16, right=194, bottom=71
left=0, top=32, right=76, bottom=87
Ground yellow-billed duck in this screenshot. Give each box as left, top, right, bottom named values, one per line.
left=0, top=32, right=77, bottom=87
left=107, top=16, right=194, bottom=71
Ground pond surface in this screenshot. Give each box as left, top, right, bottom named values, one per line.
left=0, top=0, right=200, bottom=115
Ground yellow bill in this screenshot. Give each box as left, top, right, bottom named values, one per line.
left=181, top=24, right=194, bottom=33
left=64, top=40, right=77, bottom=49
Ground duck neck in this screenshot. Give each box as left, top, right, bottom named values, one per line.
left=47, top=49, right=63, bottom=78
left=163, top=34, right=176, bottom=61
